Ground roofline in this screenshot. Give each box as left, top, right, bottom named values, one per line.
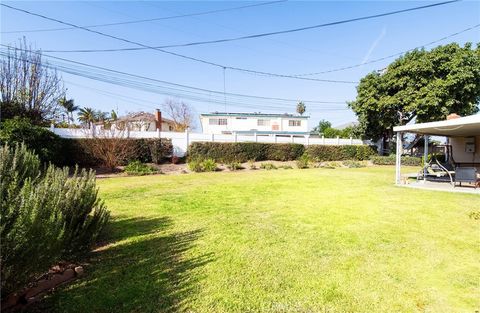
left=393, top=114, right=480, bottom=135
left=200, top=112, right=309, bottom=119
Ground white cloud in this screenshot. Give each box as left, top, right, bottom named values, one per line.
left=362, top=27, right=387, bottom=64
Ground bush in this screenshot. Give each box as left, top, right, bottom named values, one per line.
left=63, top=138, right=173, bottom=168
left=227, top=161, right=243, bottom=171
left=279, top=164, right=293, bottom=169
left=202, top=159, right=217, bottom=172
left=342, top=160, right=366, bottom=168
left=124, top=160, right=158, bottom=176
left=304, top=145, right=376, bottom=162
left=260, top=162, right=277, bottom=170
left=248, top=159, right=257, bottom=170
left=296, top=154, right=310, bottom=169
left=0, top=117, right=65, bottom=164
left=188, top=159, right=202, bottom=172
left=188, top=142, right=305, bottom=163
left=370, top=155, right=422, bottom=166
left=0, top=143, right=109, bottom=297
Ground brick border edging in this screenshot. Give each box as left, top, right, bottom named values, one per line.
left=2, top=265, right=84, bottom=312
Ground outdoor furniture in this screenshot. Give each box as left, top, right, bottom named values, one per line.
left=454, top=167, right=479, bottom=188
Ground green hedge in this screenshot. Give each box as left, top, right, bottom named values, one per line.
left=304, top=145, right=377, bottom=161
left=370, top=155, right=422, bottom=166
left=188, top=142, right=305, bottom=162
left=62, top=138, right=173, bottom=167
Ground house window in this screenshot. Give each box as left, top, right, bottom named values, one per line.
left=209, top=118, right=227, bottom=125
left=257, top=119, right=270, bottom=126
left=289, top=120, right=301, bottom=127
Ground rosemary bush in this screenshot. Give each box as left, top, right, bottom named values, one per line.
left=0, top=143, right=109, bottom=298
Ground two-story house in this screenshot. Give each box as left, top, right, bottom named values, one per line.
left=200, top=112, right=309, bottom=135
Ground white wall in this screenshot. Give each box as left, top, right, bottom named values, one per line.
left=200, top=116, right=308, bottom=134
left=450, top=136, right=480, bottom=164
left=50, top=127, right=364, bottom=157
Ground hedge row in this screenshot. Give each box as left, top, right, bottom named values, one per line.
left=304, top=145, right=377, bottom=161
left=62, top=138, right=173, bottom=167
left=370, top=155, right=422, bottom=166
left=188, top=142, right=305, bottom=162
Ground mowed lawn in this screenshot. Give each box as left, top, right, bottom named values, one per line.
left=40, top=166, right=479, bottom=313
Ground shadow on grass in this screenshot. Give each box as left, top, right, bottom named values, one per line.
left=32, top=216, right=213, bottom=313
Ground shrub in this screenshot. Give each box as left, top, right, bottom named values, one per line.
left=0, top=143, right=109, bottom=297
left=296, top=154, right=310, bottom=169
left=304, top=145, right=376, bottom=162
left=260, top=162, right=277, bottom=170
left=279, top=164, right=293, bottom=169
left=342, top=160, right=366, bottom=168
left=370, top=155, right=422, bottom=166
left=0, top=117, right=65, bottom=164
left=63, top=138, right=173, bottom=168
left=201, top=159, right=217, bottom=172
left=124, top=160, right=158, bottom=176
left=248, top=159, right=257, bottom=170
left=321, top=161, right=343, bottom=168
left=227, top=161, right=243, bottom=171
left=188, top=142, right=304, bottom=163
left=188, top=159, right=204, bottom=172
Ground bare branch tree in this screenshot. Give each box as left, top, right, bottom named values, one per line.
left=80, top=128, right=137, bottom=170
left=162, top=99, right=194, bottom=131
left=0, top=39, right=65, bottom=125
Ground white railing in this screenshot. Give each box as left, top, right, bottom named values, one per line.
left=49, top=126, right=367, bottom=157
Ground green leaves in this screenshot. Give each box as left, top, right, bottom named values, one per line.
left=350, top=43, right=480, bottom=141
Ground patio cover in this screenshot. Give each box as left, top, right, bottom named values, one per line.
left=393, top=114, right=480, bottom=136
left=393, top=114, right=480, bottom=184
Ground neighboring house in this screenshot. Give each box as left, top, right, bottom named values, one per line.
left=200, top=112, right=309, bottom=135
left=111, top=110, right=175, bottom=132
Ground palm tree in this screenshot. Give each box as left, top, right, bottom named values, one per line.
left=77, top=107, right=97, bottom=128
left=58, top=97, right=79, bottom=124
left=296, top=101, right=306, bottom=116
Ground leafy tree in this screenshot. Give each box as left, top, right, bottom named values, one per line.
left=296, top=101, right=306, bottom=115
left=312, top=119, right=332, bottom=134
left=0, top=40, right=65, bottom=125
left=349, top=43, right=480, bottom=143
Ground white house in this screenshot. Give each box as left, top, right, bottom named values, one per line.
left=110, top=109, right=175, bottom=132
left=200, top=112, right=309, bottom=135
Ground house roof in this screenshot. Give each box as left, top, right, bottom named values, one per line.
left=393, top=114, right=480, bottom=137
left=200, top=112, right=309, bottom=119
left=116, top=112, right=175, bottom=124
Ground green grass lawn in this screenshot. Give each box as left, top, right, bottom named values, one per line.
left=39, top=166, right=479, bottom=313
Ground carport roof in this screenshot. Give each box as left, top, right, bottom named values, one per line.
left=393, top=114, right=480, bottom=137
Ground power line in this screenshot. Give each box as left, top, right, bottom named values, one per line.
left=0, top=45, right=349, bottom=108
left=1, top=1, right=287, bottom=34
left=292, top=23, right=480, bottom=76
left=29, top=1, right=460, bottom=53
left=0, top=3, right=356, bottom=84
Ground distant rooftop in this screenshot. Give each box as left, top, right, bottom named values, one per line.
left=200, top=112, right=309, bottom=119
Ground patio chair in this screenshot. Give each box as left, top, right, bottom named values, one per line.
left=454, top=167, right=479, bottom=188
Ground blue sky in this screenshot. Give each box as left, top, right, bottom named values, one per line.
left=1, top=0, right=479, bottom=129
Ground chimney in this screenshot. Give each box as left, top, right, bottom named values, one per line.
left=446, top=113, right=460, bottom=120
left=155, top=109, right=162, bottom=130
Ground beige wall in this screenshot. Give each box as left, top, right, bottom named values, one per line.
left=450, top=136, right=480, bottom=165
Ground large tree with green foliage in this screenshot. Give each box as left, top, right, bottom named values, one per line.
left=349, top=43, right=480, bottom=143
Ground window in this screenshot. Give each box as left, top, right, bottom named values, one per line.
left=236, top=117, right=247, bottom=120
left=209, top=118, right=227, bottom=125
left=289, top=120, right=301, bottom=127
left=257, top=119, right=270, bottom=126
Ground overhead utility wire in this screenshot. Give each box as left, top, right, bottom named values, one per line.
left=1, top=1, right=287, bottom=34
left=0, top=4, right=355, bottom=84
left=30, top=0, right=460, bottom=53
left=293, top=23, right=480, bottom=76
left=0, top=46, right=348, bottom=107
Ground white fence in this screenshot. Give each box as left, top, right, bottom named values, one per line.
left=50, top=126, right=367, bottom=157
